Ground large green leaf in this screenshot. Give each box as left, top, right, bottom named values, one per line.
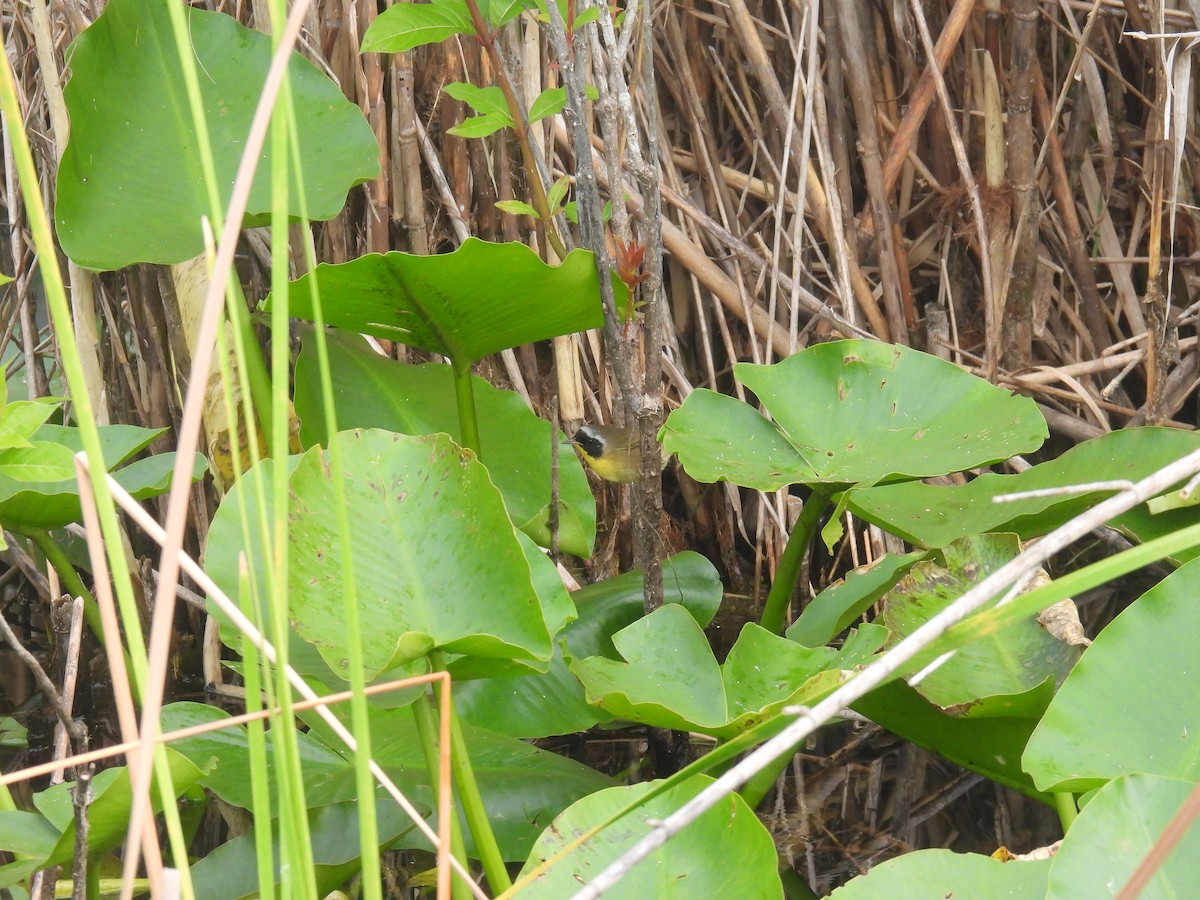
left=663, top=341, right=1046, bottom=489
left=1046, top=775, right=1200, bottom=899
left=293, top=328, right=595, bottom=557
left=456, top=551, right=723, bottom=738
left=55, top=0, right=378, bottom=270
left=516, top=776, right=783, bottom=898
left=287, top=429, right=557, bottom=680
left=570, top=603, right=885, bottom=739
left=271, top=239, right=624, bottom=364
left=847, top=427, right=1200, bottom=548
left=1024, top=557, right=1200, bottom=793
left=0, top=423, right=205, bottom=531
left=880, top=535, right=1082, bottom=710
left=829, top=848, right=1050, bottom=899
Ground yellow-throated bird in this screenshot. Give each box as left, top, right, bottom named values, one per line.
left=571, top=424, right=662, bottom=483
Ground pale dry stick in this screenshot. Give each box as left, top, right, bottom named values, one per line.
left=27, top=0, right=109, bottom=425
left=761, top=3, right=810, bottom=361
left=907, top=0, right=996, bottom=375
left=122, top=3, right=318, bottom=894
left=782, top=3, right=822, bottom=354
left=75, top=457, right=473, bottom=900
left=1115, top=778, right=1200, bottom=899
left=49, top=595, right=85, bottom=783
left=1029, top=365, right=1111, bottom=431
left=415, top=116, right=470, bottom=243
left=571, top=446, right=1200, bottom=898
left=1013, top=337, right=1198, bottom=383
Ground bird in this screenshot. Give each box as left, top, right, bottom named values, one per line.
left=570, top=423, right=661, bottom=483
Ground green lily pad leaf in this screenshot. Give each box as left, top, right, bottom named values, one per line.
left=362, top=0, right=525, bottom=53
left=1046, top=775, right=1200, bottom=899
left=570, top=604, right=878, bottom=738
left=0, top=811, right=58, bottom=863
left=788, top=549, right=927, bottom=647
left=293, top=328, right=595, bottom=557
left=1024, top=556, right=1200, bottom=793
left=441, top=530, right=575, bottom=681
left=0, top=397, right=60, bottom=450
left=0, top=423, right=203, bottom=531
left=456, top=551, right=722, bottom=738
left=881, top=534, right=1082, bottom=710
left=829, top=848, right=1049, bottom=899
left=665, top=341, right=1046, bottom=489
left=271, top=238, right=625, bottom=365
left=288, top=429, right=554, bottom=680
left=56, top=0, right=378, bottom=270
left=848, top=427, right=1200, bottom=548
left=516, top=775, right=782, bottom=898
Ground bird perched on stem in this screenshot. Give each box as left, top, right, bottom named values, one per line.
left=571, top=423, right=662, bottom=483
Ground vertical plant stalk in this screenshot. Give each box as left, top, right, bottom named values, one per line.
left=412, top=693, right=472, bottom=900
left=759, top=484, right=836, bottom=634
left=429, top=652, right=512, bottom=894
left=452, top=358, right=483, bottom=457
left=840, top=0, right=908, bottom=344
left=1003, top=0, right=1039, bottom=370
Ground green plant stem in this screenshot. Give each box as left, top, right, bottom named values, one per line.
left=429, top=653, right=512, bottom=894
left=459, top=0, right=567, bottom=260
left=452, top=358, right=482, bottom=459
left=760, top=483, right=837, bottom=634
left=411, top=693, right=473, bottom=900
left=1054, top=790, right=1078, bottom=832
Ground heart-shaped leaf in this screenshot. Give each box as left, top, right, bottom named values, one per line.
left=664, top=341, right=1046, bottom=489
left=570, top=603, right=885, bottom=738
left=880, top=535, right=1082, bottom=710
left=848, top=427, right=1200, bottom=548
left=56, top=0, right=378, bottom=270
left=286, top=429, right=558, bottom=680
left=271, top=238, right=625, bottom=365
left=1024, top=556, right=1200, bottom=793
left=516, top=776, right=783, bottom=898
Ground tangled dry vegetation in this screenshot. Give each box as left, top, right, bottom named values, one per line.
left=2, top=0, right=1199, bottom=892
